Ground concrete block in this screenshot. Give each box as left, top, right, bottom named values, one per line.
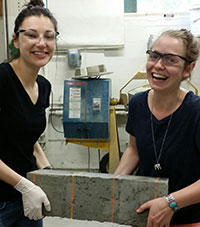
left=27, top=170, right=168, bottom=226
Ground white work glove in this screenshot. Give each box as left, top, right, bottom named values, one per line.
left=14, top=177, right=51, bottom=220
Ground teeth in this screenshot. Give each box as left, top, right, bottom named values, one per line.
left=34, top=52, right=45, bottom=55
left=153, top=73, right=166, bottom=79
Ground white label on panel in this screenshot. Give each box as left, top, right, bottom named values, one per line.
left=93, top=98, right=101, bottom=111
left=69, top=87, right=81, bottom=119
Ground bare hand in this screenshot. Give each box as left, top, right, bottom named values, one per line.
left=136, top=197, right=174, bottom=227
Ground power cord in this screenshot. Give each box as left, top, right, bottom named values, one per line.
left=49, top=90, right=64, bottom=133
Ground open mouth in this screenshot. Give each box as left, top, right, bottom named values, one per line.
left=152, top=73, right=167, bottom=80
left=32, top=51, right=48, bottom=55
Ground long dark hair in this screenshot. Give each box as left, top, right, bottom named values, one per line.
left=7, top=0, right=58, bottom=61
left=14, top=0, right=58, bottom=35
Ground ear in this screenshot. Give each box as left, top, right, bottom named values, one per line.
left=12, top=34, right=19, bottom=49
left=183, top=62, right=196, bottom=80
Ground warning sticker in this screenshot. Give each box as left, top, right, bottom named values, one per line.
left=69, top=87, right=81, bottom=118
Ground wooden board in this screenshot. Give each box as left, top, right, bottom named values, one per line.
left=0, top=0, right=2, bottom=17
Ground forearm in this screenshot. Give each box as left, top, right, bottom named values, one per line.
left=33, top=141, right=51, bottom=169
left=171, top=179, right=200, bottom=209
left=0, top=149, right=51, bottom=221
left=0, top=159, right=22, bottom=186
left=115, top=147, right=139, bottom=175
left=115, top=135, right=139, bottom=175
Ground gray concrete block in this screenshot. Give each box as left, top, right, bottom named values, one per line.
left=27, top=170, right=168, bottom=226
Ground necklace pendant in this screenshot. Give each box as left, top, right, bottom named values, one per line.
left=154, top=163, right=162, bottom=170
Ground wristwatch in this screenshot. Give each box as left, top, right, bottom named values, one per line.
left=165, top=194, right=179, bottom=212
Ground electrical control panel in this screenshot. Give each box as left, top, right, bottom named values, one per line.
left=63, top=79, right=110, bottom=139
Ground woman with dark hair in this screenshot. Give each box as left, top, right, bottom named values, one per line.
left=0, top=0, right=59, bottom=226
left=115, top=29, right=200, bottom=226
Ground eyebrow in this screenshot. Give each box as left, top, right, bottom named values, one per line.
left=20, top=28, right=55, bottom=33
left=152, top=50, right=182, bottom=56
left=151, top=50, right=193, bottom=63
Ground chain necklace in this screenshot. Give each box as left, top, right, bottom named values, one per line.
left=150, top=112, right=173, bottom=171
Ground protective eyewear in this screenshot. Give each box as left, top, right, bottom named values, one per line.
left=146, top=50, right=192, bottom=66
left=16, top=29, right=59, bottom=43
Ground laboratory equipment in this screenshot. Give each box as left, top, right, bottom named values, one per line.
left=63, top=79, right=110, bottom=139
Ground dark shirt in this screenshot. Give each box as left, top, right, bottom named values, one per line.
left=126, top=90, right=200, bottom=224
left=0, top=63, right=51, bottom=201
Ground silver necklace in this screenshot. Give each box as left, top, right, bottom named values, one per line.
left=150, top=112, right=173, bottom=171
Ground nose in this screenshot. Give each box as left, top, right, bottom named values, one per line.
left=154, top=57, right=165, bottom=68
left=36, top=37, right=47, bottom=45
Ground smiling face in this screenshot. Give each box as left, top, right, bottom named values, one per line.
left=146, top=35, right=194, bottom=93
left=13, top=15, right=56, bottom=70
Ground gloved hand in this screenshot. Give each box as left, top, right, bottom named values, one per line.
left=14, top=177, right=51, bottom=220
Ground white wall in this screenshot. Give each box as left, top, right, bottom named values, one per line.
left=2, top=1, right=200, bottom=170
left=44, top=12, right=200, bottom=171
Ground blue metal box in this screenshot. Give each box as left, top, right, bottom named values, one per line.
left=63, top=79, right=110, bottom=139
